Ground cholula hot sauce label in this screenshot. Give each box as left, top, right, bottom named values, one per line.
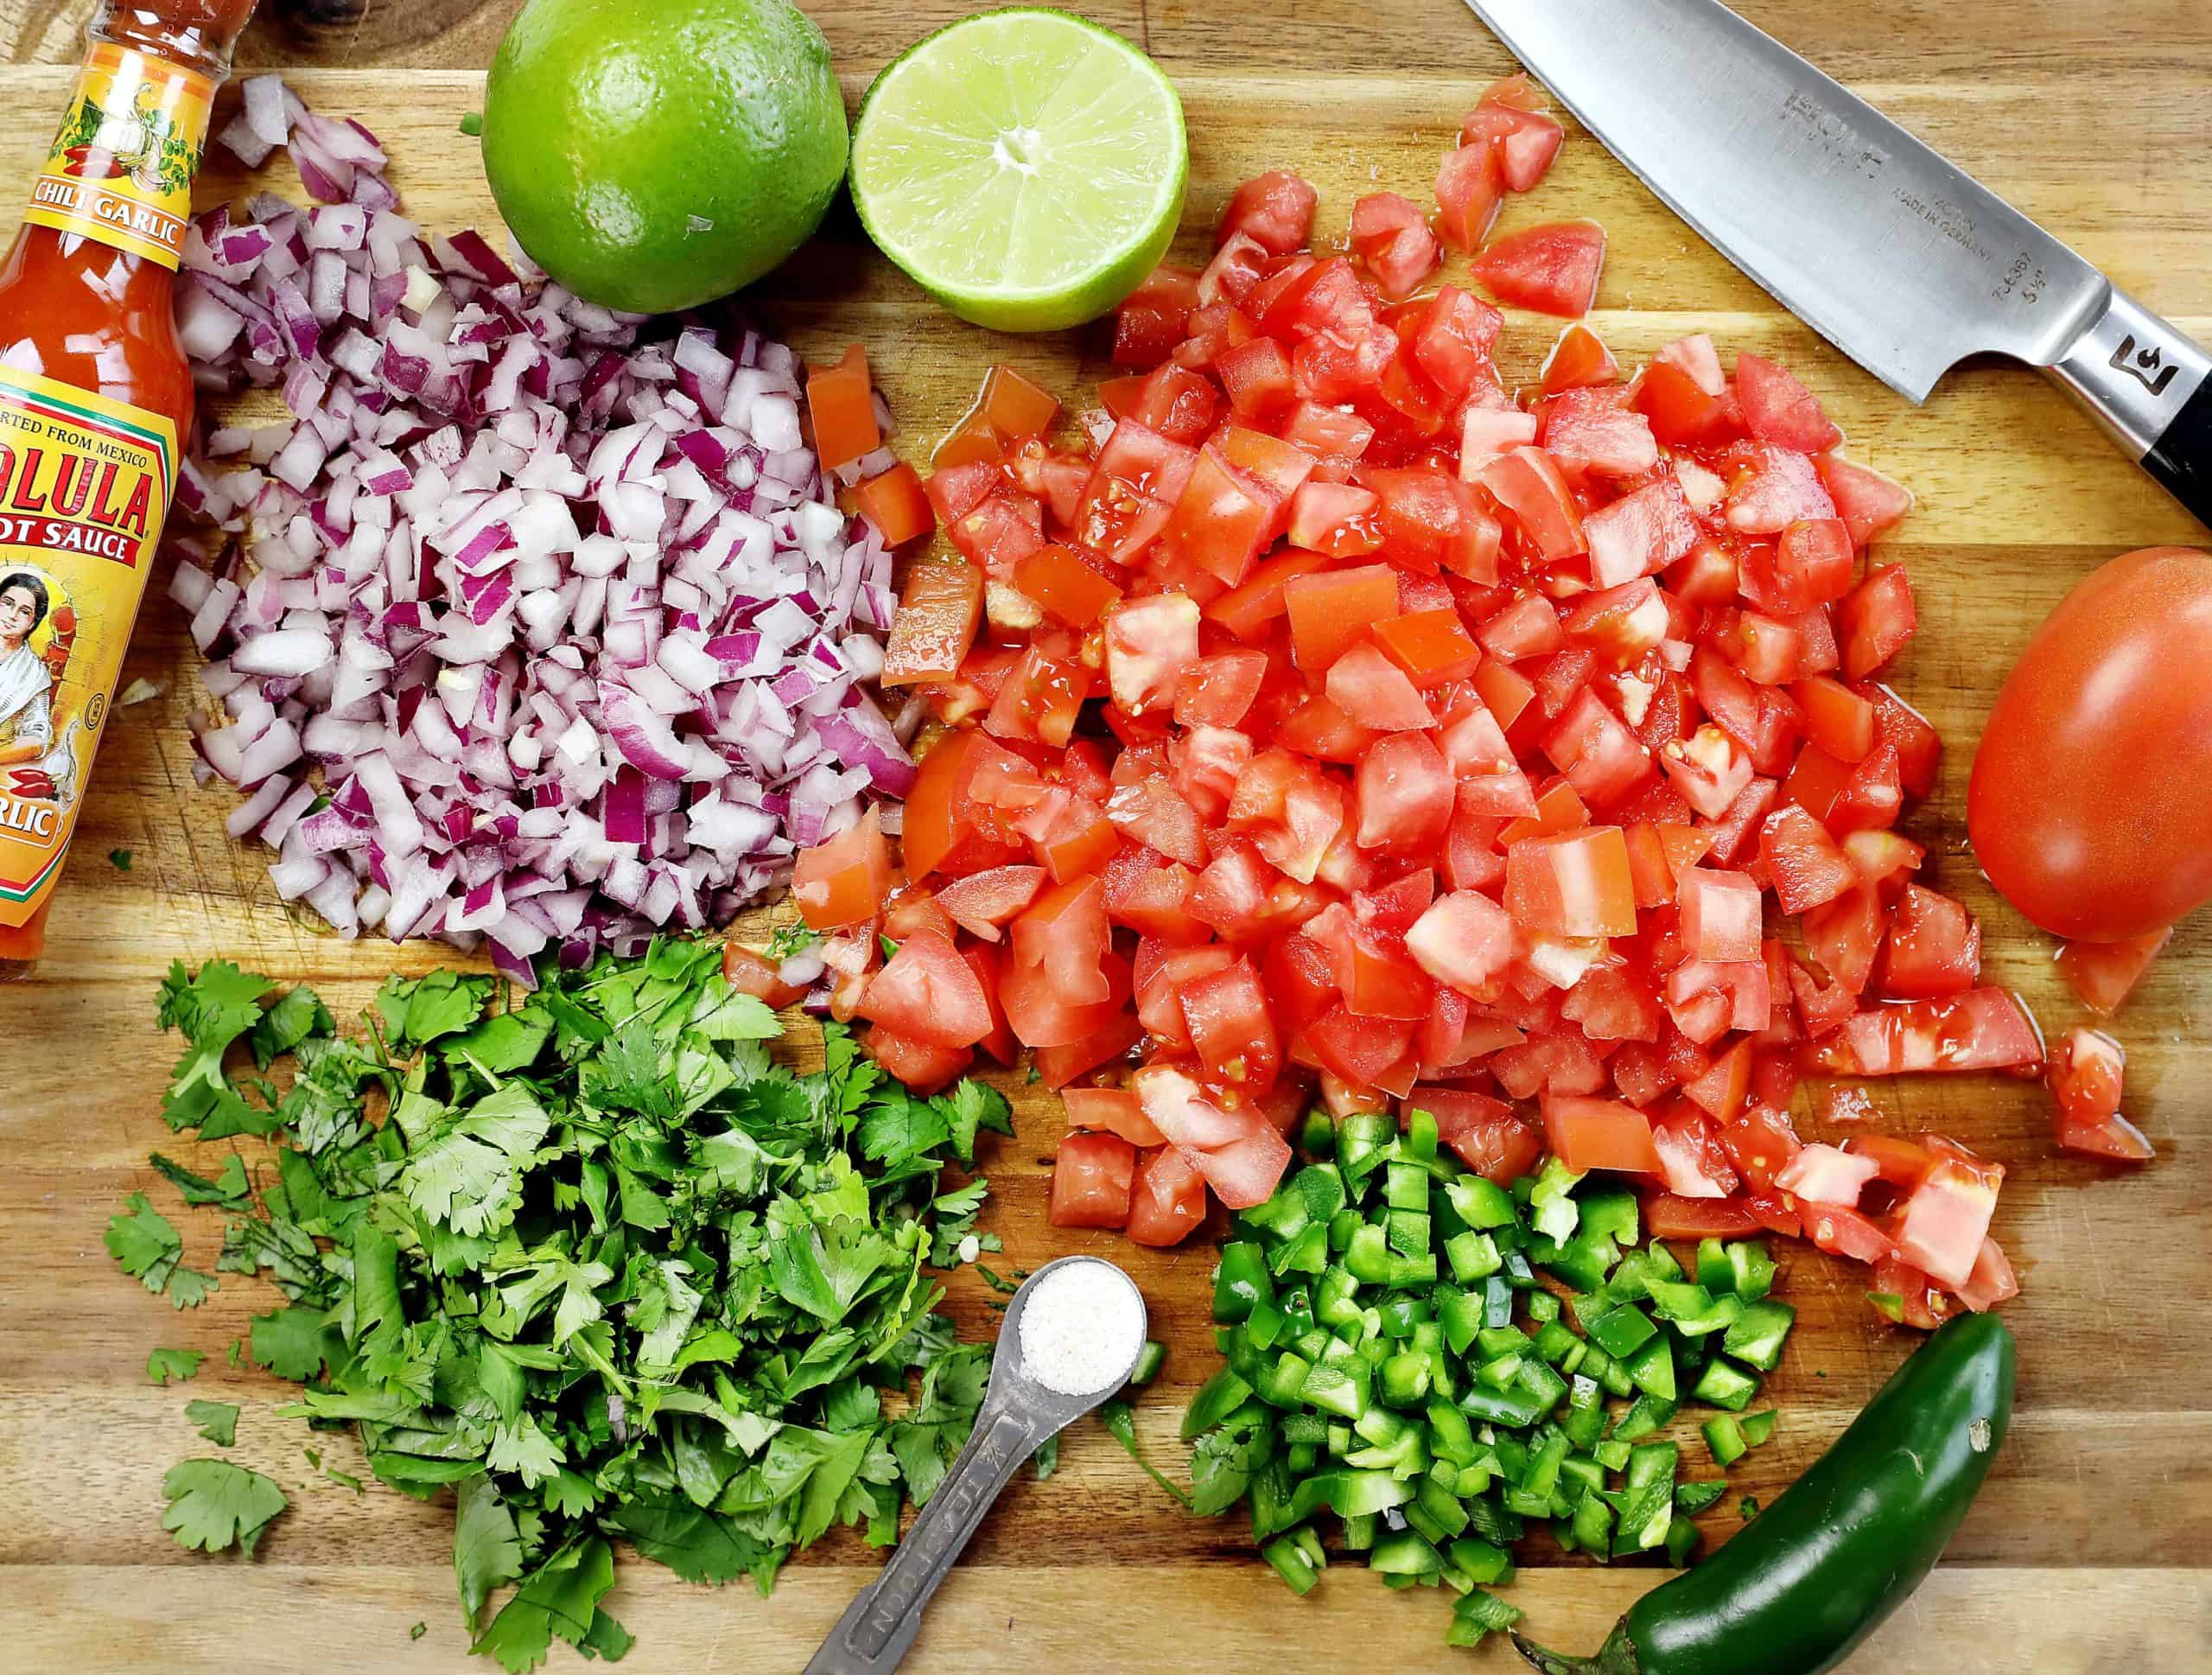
left=0, top=366, right=175, bottom=926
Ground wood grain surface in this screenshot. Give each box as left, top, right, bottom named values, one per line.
left=0, top=3, right=2209, bottom=1672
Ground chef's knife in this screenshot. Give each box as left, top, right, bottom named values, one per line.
left=1462, top=0, right=2212, bottom=530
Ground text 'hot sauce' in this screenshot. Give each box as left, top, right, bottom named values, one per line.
left=0, top=0, right=258, bottom=977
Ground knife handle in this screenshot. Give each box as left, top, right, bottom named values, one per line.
left=2144, top=384, right=2212, bottom=535
left=2049, top=287, right=2212, bottom=532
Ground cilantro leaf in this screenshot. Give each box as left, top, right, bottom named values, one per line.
left=766, top=1200, right=893, bottom=1324
left=763, top=923, right=818, bottom=960
left=803, top=1153, right=873, bottom=1226
left=167, top=1266, right=219, bottom=1309
left=915, top=1344, right=992, bottom=1418
left=399, top=1085, right=550, bottom=1238
left=156, top=960, right=272, bottom=1132
left=349, top=1222, right=405, bottom=1353
left=250, top=1303, right=340, bottom=1383
left=631, top=1258, right=703, bottom=1376
left=857, top=1088, right=950, bottom=1166
left=614, top=1162, right=672, bottom=1232
left=1189, top=1423, right=1266, bottom=1516
left=223, top=1215, right=331, bottom=1304
left=791, top=1427, right=874, bottom=1547
left=471, top=1538, right=617, bottom=1673
left=448, top=1004, right=553, bottom=1075
left=149, top=1150, right=252, bottom=1209
left=931, top=1179, right=989, bottom=1222
left=607, top=1493, right=769, bottom=1585
left=185, top=1398, right=238, bottom=1446
left=927, top=1179, right=994, bottom=1268
left=821, top=1379, right=881, bottom=1433
left=887, top=1420, right=957, bottom=1507
left=1097, top=1399, right=1193, bottom=1510
left=153, top=959, right=271, bottom=1040
left=686, top=981, right=781, bottom=1042
left=147, top=1347, right=203, bottom=1385
left=582, top=1015, right=682, bottom=1122
left=474, top=1341, right=528, bottom=1423
left=816, top=1019, right=881, bottom=1128
left=161, top=1459, right=287, bottom=1555
left=486, top=1413, right=566, bottom=1486
left=250, top=984, right=333, bottom=1067
left=938, top=1079, right=1014, bottom=1165
left=887, top=1343, right=990, bottom=1506
left=378, top=969, right=492, bottom=1049
left=541, top=1468, right=598, bottom=1518
left=582, top=1611, right=633, bottom=1662
left=106, top=1192, right=182, bottom=1294
left=453, top=1474, right=524, bottom=1630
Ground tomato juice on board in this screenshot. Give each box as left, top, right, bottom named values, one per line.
left=0, top=0, right=257, bottom=977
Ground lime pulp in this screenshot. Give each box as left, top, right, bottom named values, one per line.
left=849, top=9, right=1189, bottom=333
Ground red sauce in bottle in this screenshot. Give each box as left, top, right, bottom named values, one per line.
left=0, top=0, right=257, bottom=976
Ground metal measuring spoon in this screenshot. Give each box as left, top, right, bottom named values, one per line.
left=802, top=1255, right=1148, bottom=1675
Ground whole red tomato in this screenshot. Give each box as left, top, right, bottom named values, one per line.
left=1967, top=546, right=2212, bottom=940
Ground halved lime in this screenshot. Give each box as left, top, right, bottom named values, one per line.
left=849, top=9, right=1188, bottom=333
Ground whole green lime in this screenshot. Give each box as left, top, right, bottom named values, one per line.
left=480, top=0, right=849, bottom=314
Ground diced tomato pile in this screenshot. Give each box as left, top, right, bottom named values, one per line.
left=807, top=99, right=2047, bottom=1318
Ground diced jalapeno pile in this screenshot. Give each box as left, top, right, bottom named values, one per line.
left=1181, top=1107, right=1794, bottom=1648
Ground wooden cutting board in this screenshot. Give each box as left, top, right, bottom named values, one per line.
left=2, top=5, right=2209, bottom=1669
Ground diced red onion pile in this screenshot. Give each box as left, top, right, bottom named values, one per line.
left=168, top=78, right=912, bottom=984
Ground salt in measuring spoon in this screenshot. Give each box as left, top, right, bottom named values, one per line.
left=802, top=1255, right=1148, bottom=1675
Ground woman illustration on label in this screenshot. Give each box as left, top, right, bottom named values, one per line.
left=0, top=570, right=77, bottom=805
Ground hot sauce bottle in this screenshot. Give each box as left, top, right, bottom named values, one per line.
left=0, top=0, right=257, bottom=978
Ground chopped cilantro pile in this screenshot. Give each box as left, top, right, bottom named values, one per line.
left=124, top=940, right=1012, bottom=1670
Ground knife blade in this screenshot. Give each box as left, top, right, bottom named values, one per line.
left=1464, top=0, right=2212, bottom=528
